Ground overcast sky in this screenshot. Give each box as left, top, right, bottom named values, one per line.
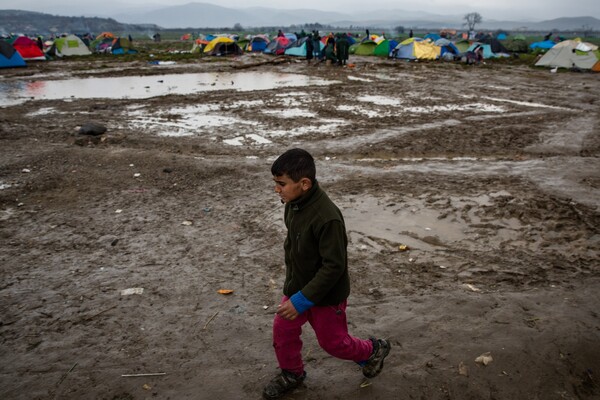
left=2, top=0, right=599, bottom=20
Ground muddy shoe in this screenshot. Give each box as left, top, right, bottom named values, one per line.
left=362, top=338, right=391, bottom=378
left=263, top=370, right=306, bottom=399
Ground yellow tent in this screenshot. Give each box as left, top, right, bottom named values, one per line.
left=413, top=41, right=441, bottom=60
left=203, top=37, right=235, bottom=53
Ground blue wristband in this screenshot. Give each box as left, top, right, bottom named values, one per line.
left=289, top=291, right=314, bottom=314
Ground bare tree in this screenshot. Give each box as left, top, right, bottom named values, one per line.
left=463, top=12, right=483, bottom=32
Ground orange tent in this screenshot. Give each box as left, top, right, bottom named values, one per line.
left=96, top=32, right=115, bottom=40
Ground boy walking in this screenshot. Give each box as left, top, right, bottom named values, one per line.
left=264, top=148, right=390, bottom=399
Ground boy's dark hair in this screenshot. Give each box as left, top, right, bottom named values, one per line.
left=271, top=148, right=316, bottom=183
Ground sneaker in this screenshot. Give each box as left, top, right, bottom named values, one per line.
left=362, top=338, right=391, bottom=378
left=263, top=370, right=306, bottom=399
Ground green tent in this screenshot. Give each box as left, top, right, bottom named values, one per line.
left=454, top=39, right=471, bottom=53
left=351, top=40, right=377, bottom=56
left=373, top=40, right=391, bottom=57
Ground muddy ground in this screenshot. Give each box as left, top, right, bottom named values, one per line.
left=1, top=52, right=599, bottom=400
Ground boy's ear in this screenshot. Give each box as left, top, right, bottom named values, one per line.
left=300, top=177, right=312, bottom=191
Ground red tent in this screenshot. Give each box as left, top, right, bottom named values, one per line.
left=266, top=36, right=291, bottom=55
left=12, top=36, right=45, bottom=60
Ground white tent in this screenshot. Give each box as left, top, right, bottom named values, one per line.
left=535, top=40, right=598, bottom=70
left=47, top=34, right=91, bottom=57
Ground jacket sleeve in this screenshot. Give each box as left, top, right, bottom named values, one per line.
left=300, top=219, right=347, bottom=304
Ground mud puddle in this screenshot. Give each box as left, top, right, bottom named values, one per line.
left=0, top=71, right=338, bottom=107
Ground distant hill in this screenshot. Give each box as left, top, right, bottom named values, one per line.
left=114, top=2, right=600, bottom=31
left=1, top=6, right=599, bottom=35
left=116, top=3, right=350, bottom=29
left=526, top=16, right=600, bottom=31
left=0, top=9, right=159, bottom=35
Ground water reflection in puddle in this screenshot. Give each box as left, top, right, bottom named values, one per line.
left=0, top=72, right=339, bottom=107
left=342, top=193, right=521, bottom=253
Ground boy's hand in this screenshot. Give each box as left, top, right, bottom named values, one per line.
left=277, top=300, right=299, bottom=320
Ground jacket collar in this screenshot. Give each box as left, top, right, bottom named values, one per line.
left=289, top=180, right=321, bottom=211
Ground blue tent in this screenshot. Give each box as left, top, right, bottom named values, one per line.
left=497, top=33, right=507, bottom=40
left=530, top=40, right=556, bottom=50
left=284, top=33, right=297, bottom=42
left=392, top=38, right=423, bottom=60
left=247, top=36, right=269, bottom=52
left=467, top=42, right=510, bottom=58
left=0, top=40, right=26, bottom=68
left=284, top=37, right=324, bottom=57
left=424, top=33, right=441, bottom=41
left=435, top=38, right=461, bottom=57
left=467, top=43, right=496, bottom=59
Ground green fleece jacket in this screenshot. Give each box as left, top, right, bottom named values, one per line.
left=283, top=181, right=350, bottom=306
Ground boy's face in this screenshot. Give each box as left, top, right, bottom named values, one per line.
left=272, top=174, right=311, bottom=204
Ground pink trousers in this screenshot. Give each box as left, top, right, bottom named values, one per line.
left=272, top=296, right=373, bottom=376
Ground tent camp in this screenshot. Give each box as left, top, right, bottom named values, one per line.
left=0, top=40, right=26, bottom=68
left=284, top=37, right=324, bottom=57
left=12, top=36, right=45, bottom=60
left=264, top=36, right=290, bottom=55
left=46, top=35, right=91, bottom=57
left=535, top=39, right=599, bottom=70
left=203, top=37, right=242, bottom=56
left=392, top=38, right=441, bottom=60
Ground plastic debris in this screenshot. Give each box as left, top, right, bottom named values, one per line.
left=475, top=352, right=493, bottom=366
left=398, top=244, right=409, bottom=252
left=148, top=61, right=176, bottom=65
left=360, top=379, right=372, bottom=388
left=263, top=305, right=269, bottom=310
left=463, top=283, right=481, bottom=292
left=22, top=168, right=31, bottom=173
left=115, top=209, right=123, bottom=213
left=181, top=220, right=193, bottom=226
left=458, top=361, right=469, bottom=376
left=121, top=288, right=144, bottom=296
left=133, top=173, right=141, bottom=177
left=217, top=289, right=234, bottom=295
